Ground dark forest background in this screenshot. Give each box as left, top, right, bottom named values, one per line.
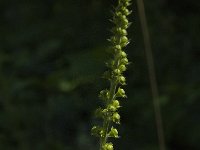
left=0, top=0, right=200, bottom=150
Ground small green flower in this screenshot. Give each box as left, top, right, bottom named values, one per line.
left=108, top=100, right=120, bottom=112
left=116, top=87, right=126, bottom=98
left=121, top=29, right=127, bottom=35
left=119, top=64, right=127, bottom=72
left=112, top=100, right=120, bottom=108
left=121, top=58, right=129, bottom=65
left=115, top=45, right=122, bottom=51
left=120, top=36, right=129, bottom=47
left=113, top=27, right=127, bottom=36
left=120, top=51, right=127, bottom=58
left=108, top=105, right=117, bottom=111
left=118, top=76, right=126, bottom=85
left=112, top=112, right=121, bottom=124
left=109, top=126, right=119, bottom=138
left=123, top=8, right=131, bottom=16
left=103, top=143, right=113, bottom=150
left=113, top=69, right=121, bottom=75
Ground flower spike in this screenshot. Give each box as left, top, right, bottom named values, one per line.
left=91, top=0, right=132, bottom=149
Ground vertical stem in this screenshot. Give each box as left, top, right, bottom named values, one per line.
left=136, top=0, right=166, bottom=150
left=100, top=81, right=117, bottom=150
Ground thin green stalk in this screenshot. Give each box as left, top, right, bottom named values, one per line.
left=100, top=81, right=117, bottom=150
left=136, top=0, right=166, bottom=150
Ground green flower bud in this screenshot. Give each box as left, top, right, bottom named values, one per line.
left=122, top=15, right=127, bottom=20
left=120, top=76, right=126, bottom=82
left=119, top=65, right=127, bottom=72
left=103, top=143, right=113, bottom=150
left=122, top=19, right=129, bottom=29
left=121, top=36, right=128, bottom=43
left=121, top=58, right=129, bottom=65
left=121, top=29, right=127, bottom=35
left=108, top=100, right=120, bottom=111
left=116, top=11, right=123, bottom=18
left=112, top=112, right=120, bottom=124
left=112, top=100, right=120, bottom=108
left=113, top=69, right=121, bottom=75
left=121, top=36, right=129, bottom=47
left=121, top=51, right=127, bottom=58
left=114, top=27, right=127, bottom=36
left=102, top=109, right=108, bottom=114
left=115, top=45, right=121, bottom=51
left=122, top=1, right=131, bottom=7
left=123, top=18, right=129, bottom=25
left=119, top=14, right=126, bottom=22
left=119, top=76, right=126, bottom=85
left=108, top=105, right=117, bottom=111
left=109, top=126, right=119, bottom=138
left=124, top=8, right=131, bottom=16
left=116, top=87, right=126, bottom=98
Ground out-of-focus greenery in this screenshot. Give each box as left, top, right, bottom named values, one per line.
left=0, top=0, right=199, bottom=150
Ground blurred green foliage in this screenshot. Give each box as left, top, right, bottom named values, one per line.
left=0, top=0, right=200, bottom=150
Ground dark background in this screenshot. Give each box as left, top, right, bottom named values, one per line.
left=0, top=0, right=200, bottom=150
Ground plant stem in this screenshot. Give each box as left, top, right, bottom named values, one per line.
left=100, top=81, right=117, bottom=150
left=136, top=0, right=166, bottom=150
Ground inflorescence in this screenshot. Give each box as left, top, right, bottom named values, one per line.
left=91, top=0, right=132, bottom=150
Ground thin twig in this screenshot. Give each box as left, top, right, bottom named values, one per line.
left=136, top=0, right=166, bottom=150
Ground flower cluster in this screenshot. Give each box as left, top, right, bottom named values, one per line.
left=91, top=0, right=131, bottom=150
